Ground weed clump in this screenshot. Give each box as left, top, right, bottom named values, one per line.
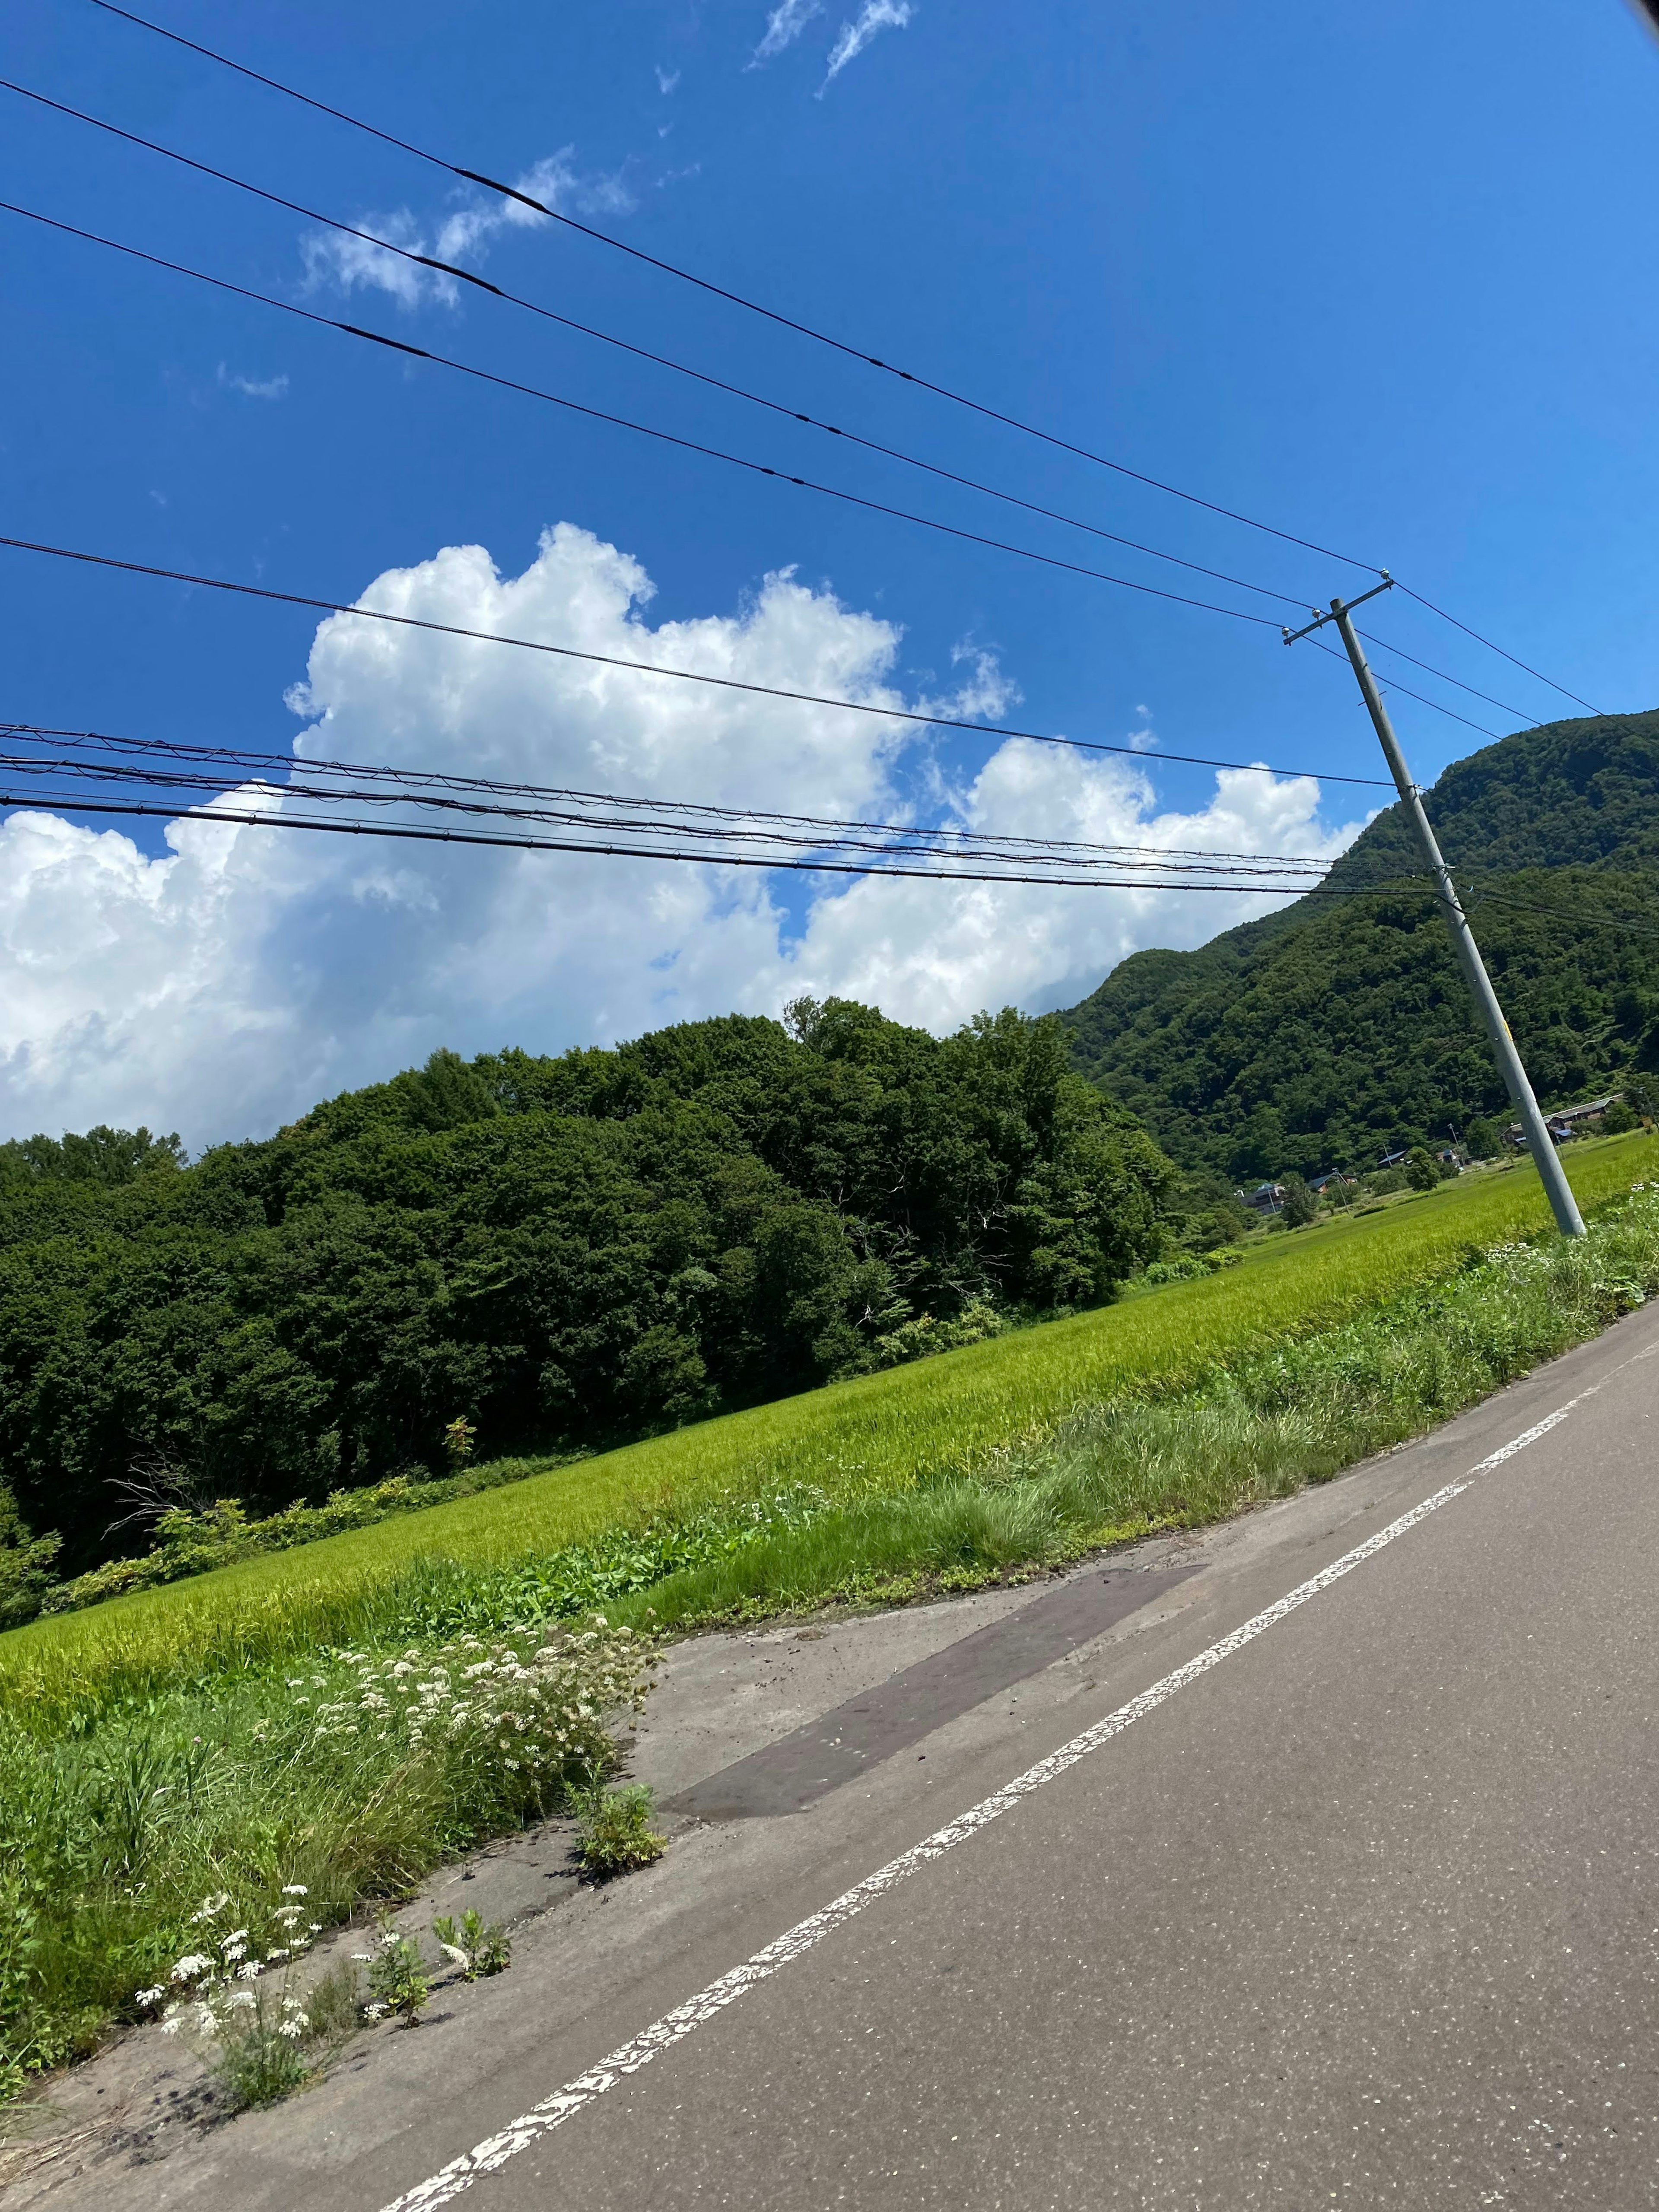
left=576, top=1785, right=667, bottom=1880
left=358, top=1925, right=429, bottom=2027
left=432, top=1909, right=511, bottom=1981
left=139, top=1885, right=325, bottom=2109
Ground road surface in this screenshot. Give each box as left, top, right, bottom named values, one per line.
left=24, top=1298, right=1659, bottom=2210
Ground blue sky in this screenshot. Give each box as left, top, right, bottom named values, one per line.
left=1, top=0, right=1656, bottom=1144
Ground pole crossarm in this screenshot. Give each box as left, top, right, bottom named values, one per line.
left=1281, top=573, right=1396, bottom=646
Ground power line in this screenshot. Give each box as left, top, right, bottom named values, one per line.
left=80, top=0, right=1384, bottom=576
left=0, top=723, right=1344, bottom=870
left=1394, top=584, right=1601, bottom=716
left=1303, top=634, right=1503, bottom=744
left=0, top=536, right=1397, bottom=788
left=5, top=87, right=1595, bottom=736
left=0, top=197, right=1297, bottom=636
left=0, top=76, right=1316, bottom=618
left=1463, top=876, right=1659, bottom=943
left=1351, top=633, right=1532, bottom=724
left=1, top=754, right=1341, bottom=880
left=0, top=784, right=1428, bottom=895
left=74, top=5, right=1608, bottom=726
left=1, top=196, right=1560, bottom=751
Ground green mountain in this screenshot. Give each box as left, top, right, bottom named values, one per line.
left=1061, top=709, right=1659, bottom=1181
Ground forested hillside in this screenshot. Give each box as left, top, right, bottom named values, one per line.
left=1062, top=709, right=1659, bottom=1178
left=0, top=1000, right=1171, bottom=1571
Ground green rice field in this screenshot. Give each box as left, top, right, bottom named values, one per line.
left=5, top=1131, right=1653, bottom=1722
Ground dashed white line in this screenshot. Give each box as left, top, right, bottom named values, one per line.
left=379, top=1378, right=1605, bottom=2212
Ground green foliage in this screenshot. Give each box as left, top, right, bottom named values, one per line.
left=2, top=1146, right=1655, bottom=2111
left=0, top=1618, right=647, bottom=2101
left=4, top=1137, right=1648, bottom=1731
left=1603, top=1101, right=1640, bottom=1135
left=1279, top=1173, right=1319, bottom=1227
left=1062, top=711, right=1659, bottom=1176
left=0, top=1125, right=185, bottom=1192
left=362, top=1926, right=429, bottom=2026
left=577, top=1180, right=1659, bottom=1633
left=0, top=1004, right=1171, bottom=1585
left=1405, top=1147, right=1441, bottom=1192
left=432, top=1908, right=510, bottom=1980
left=0, top=1489, right=60, bottom=1630
left=1142, top=1252, right=1208, bottom=1285
left=35, top=1459, right=577, bottom=1621
left=1465, top=1117, right=1505, bottom=1160
left=575, top=1784, right=667, bottom=1879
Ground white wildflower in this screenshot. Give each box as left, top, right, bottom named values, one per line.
left=170, top=1953, right=213, bottom=1983
left=135, top=1985, right=165, bottom=2009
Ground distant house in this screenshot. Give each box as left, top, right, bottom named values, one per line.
left=1238, top=1181, right=1285, bottom=1214
left=1506, top=1095, right=1618, bottom=1148
left=1311, top=1171, right=1356, bottom=1196
left=1378, top=1146, right=1410, bottom=1170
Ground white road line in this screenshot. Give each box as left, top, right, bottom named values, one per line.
left=380, top=1378, right=1606, bottom=2212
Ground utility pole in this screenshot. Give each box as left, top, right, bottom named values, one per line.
left=1285, top=579, right=1586, bottom=1239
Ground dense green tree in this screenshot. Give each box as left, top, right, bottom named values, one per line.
left=0, top=1004, right=1172, bottom=1570
left=1279, top=1174, right=1319, bottom=1227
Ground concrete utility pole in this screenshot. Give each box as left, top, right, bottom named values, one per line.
left=1285, top=579, right=1586, bottom=1239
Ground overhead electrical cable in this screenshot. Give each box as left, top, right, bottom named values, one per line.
left=0, top=724, right=1343, bottom=870
left=0, top=198, right=1297, bottom=635
left=1347, top=634, right=1532, bottom=723
left=0, top=784, right=1430, bottom=894
left=3, top=755, right=1342, bottom=879
left=0, top=97, right=1572, bottom=734
left=0, top=536, right=1397, bottom=789
left=80, top=0, right=1382, bottom=575
left=1300, top=636, right=1503, bottom=743
left=0, top=76, right=1317, bottom=617
left=76, top=4, right=1605, bottom=721
left=1393, top=585, right=1602, bottom=716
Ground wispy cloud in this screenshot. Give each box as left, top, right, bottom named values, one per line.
left=217, top=363, right=289, bottom=401
left=300, top=153, right=635, bottom=310
left=655, top=64, right=681, bottom=93
left=1126, top=704, right=1157, bottom=754
left=749, top=0, right=823, bottom=67
left=820, top=0, right=913, bottom=90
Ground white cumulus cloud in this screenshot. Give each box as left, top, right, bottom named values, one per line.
left=0, top=526, right=1363, bottom=1149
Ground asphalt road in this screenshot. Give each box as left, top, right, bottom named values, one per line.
left=41, top=1299, right=1659, bottom=2212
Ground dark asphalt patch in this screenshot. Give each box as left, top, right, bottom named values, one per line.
left=667, top=1565, right=1197, bottom=1820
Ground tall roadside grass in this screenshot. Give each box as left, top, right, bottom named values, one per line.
left=0, top=1618, right=650, bottom=2102
left=3, top=1135, right=1653, bottom=1726
left=605, top=1191, right=1659, bottom=1627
